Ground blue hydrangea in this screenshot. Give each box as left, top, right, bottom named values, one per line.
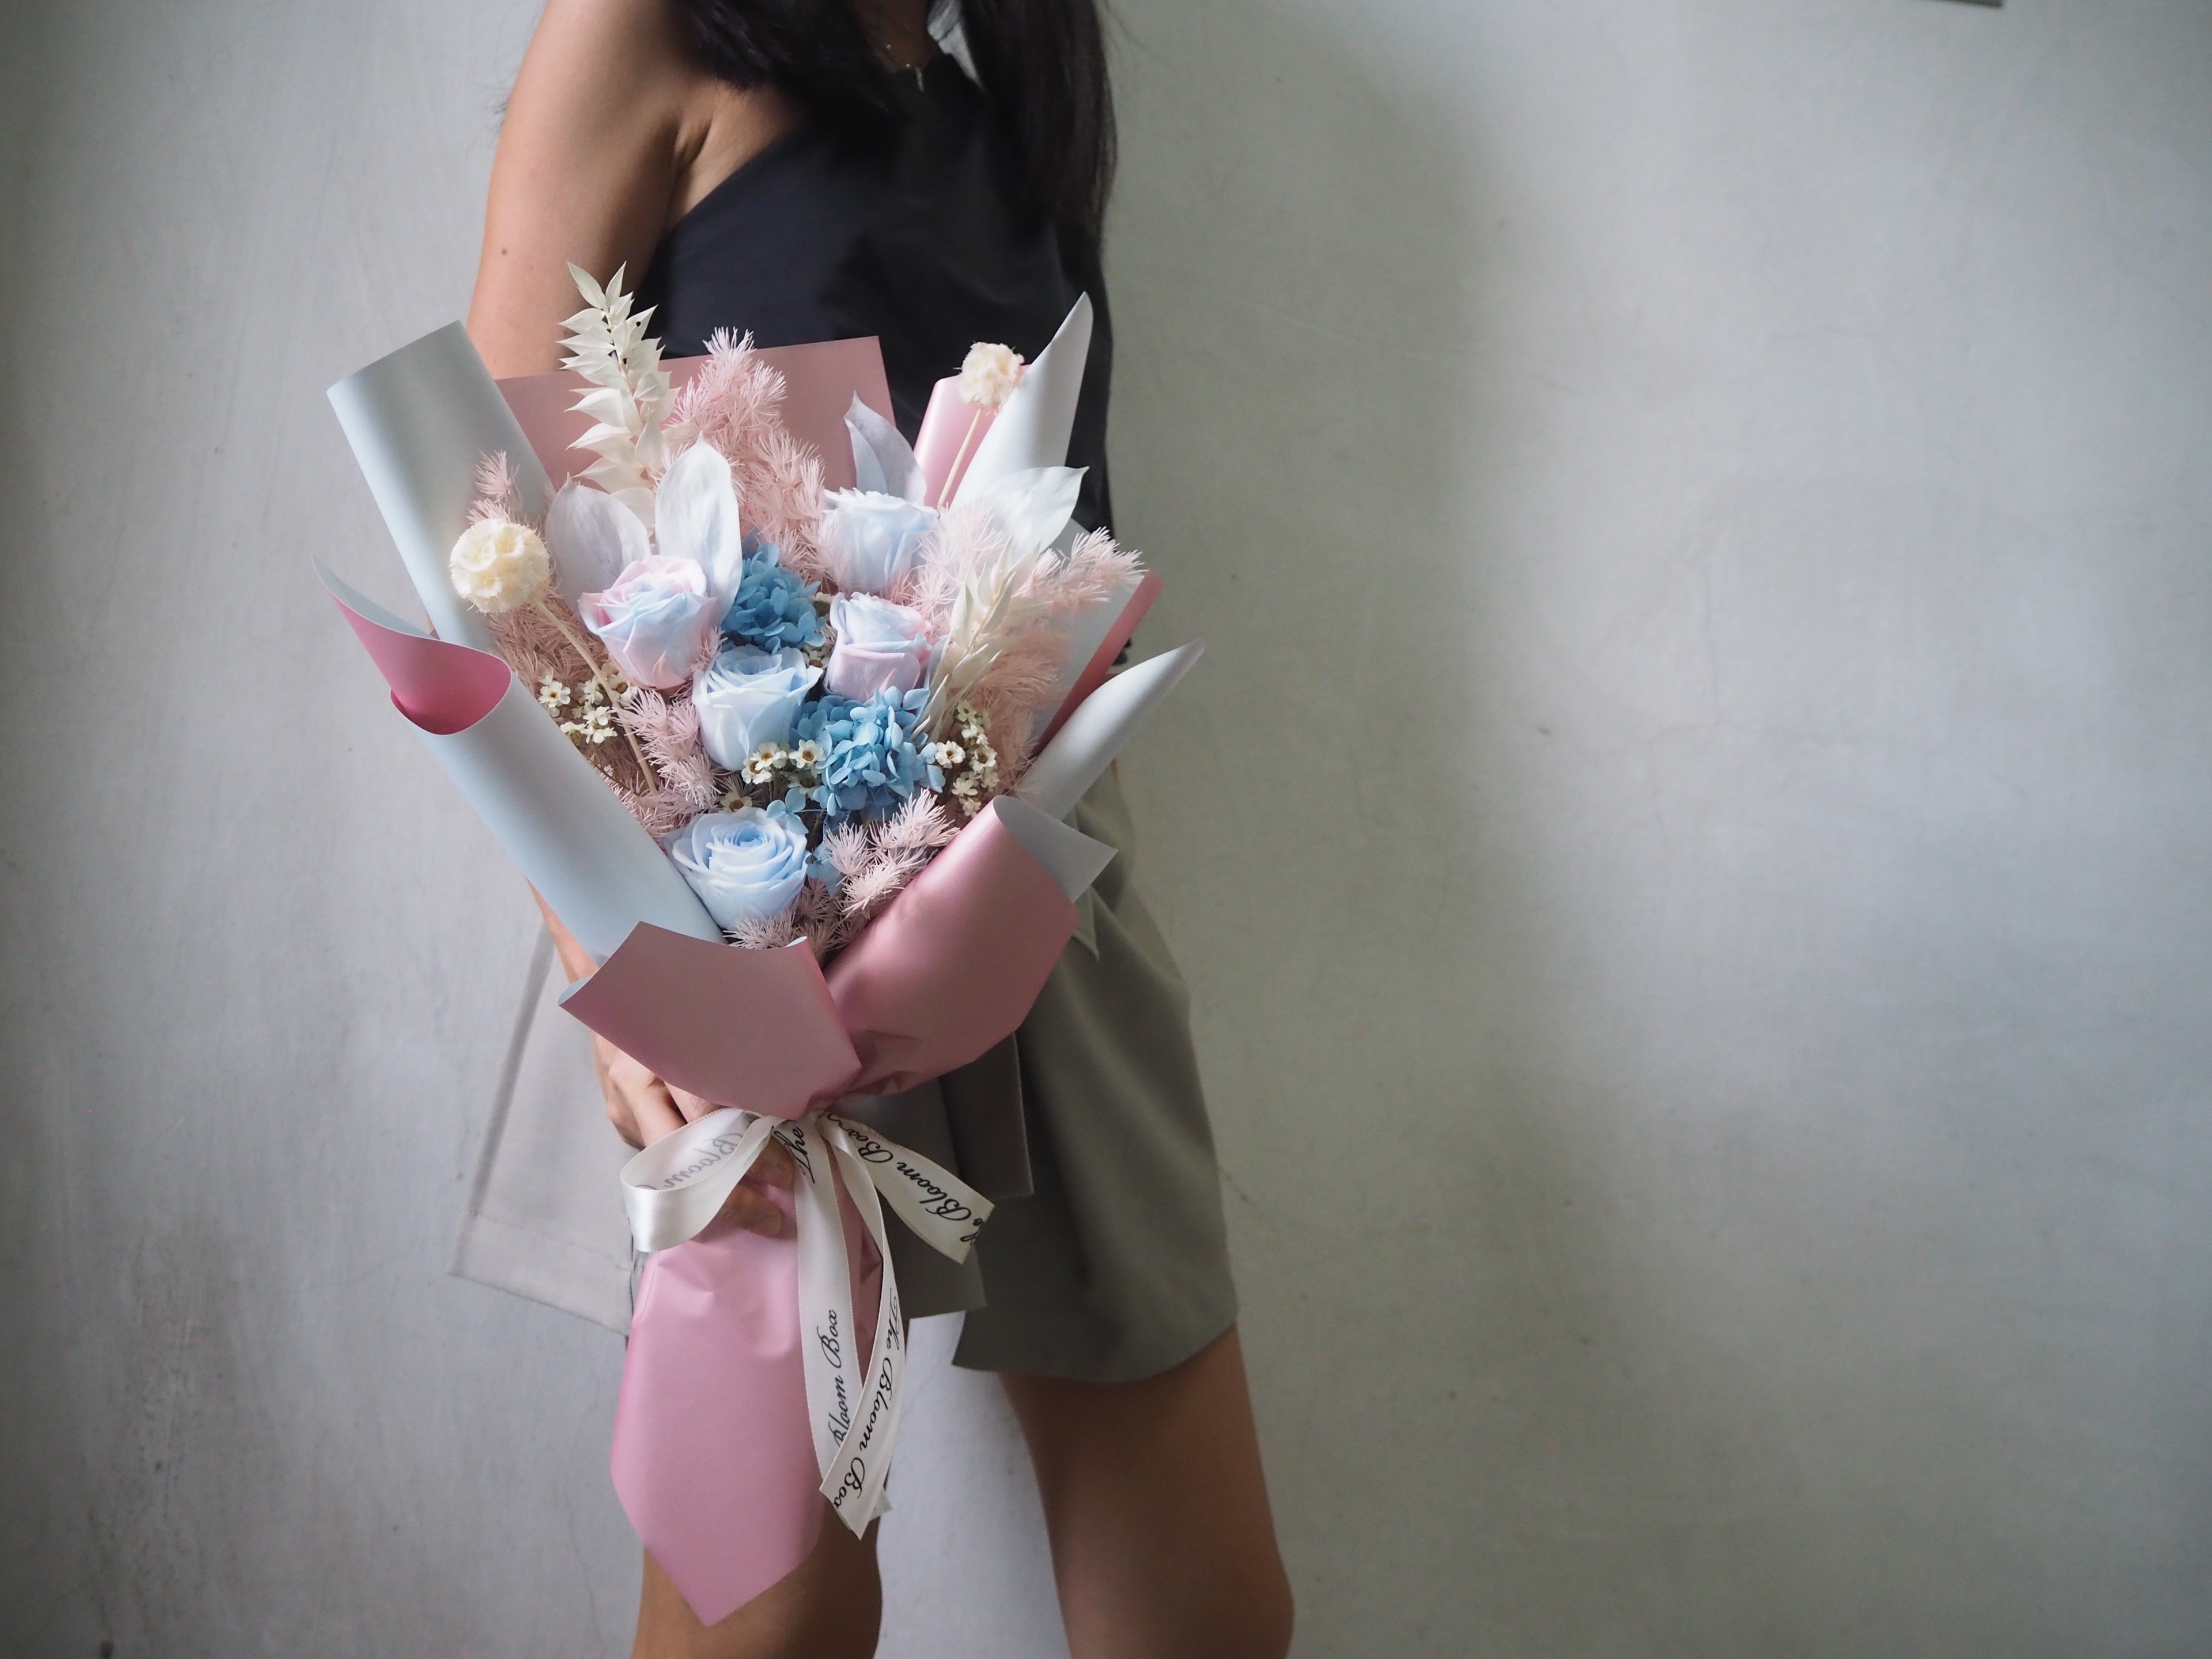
left=796, top=687, right=946, bottom=821
left=722, top=539, right=825, bottom=652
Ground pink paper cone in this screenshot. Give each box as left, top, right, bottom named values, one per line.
left=1033, top=570, right=1164, bottom=751
left=912, top=376, right=996, bottom=507
left=332, top=593, right=509, bottom=734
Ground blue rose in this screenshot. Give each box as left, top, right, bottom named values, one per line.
left=578, top=555, right=721, bottom=690
left=668, top=806, right=811, bottom=929
left=691, top=645, right=822, bottom=768
left=819, top=490, right=937, bottom=594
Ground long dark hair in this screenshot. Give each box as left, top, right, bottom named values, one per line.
left=666, top=0, right=1116, bottom=266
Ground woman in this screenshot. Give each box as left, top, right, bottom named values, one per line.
left=468, top=3, right=1293, bottom=1656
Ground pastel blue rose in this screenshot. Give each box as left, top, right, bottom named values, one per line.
left=692, top=645, right=822, bottom=768
left=578, top=555, right=721, bottom=690
left=669, top=806, right=811, bottom=929
left=825, top=593, right=933, bottom=701
left=819, top=490, right=936, bottom=594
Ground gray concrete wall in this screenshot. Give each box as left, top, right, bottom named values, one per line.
left=3, top=1, right=2209, bottom=1654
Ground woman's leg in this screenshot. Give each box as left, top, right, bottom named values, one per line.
left=629, top=1505, right=882, bottom=1659
left=1001, top=1325, right=1294, bottom=1659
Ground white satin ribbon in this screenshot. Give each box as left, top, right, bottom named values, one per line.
left=619, top=1105, right=993, bottom=1532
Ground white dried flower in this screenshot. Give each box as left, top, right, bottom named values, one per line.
left=536, top=673, right=573, bottom=713
left=956, top=342, right=1025, bottom=409
left=930, top=740, right=965, bottom=768
left=559, top=701, right=617, bottom=745
left=449, top=517, right=551, bottom=614
left=789, top=737, right=826, bottom=770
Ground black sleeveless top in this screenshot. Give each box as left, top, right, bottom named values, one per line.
left=639, top=59, right=1114, bottom=535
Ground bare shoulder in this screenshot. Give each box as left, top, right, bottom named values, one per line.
left=506, top=0, right=798, bottom=230
left=512, top=0, right=699, bottom=135
left=470, top=0, right=793, bottom=373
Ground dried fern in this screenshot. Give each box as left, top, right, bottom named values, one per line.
left=560, top=264, right=680, bottom=524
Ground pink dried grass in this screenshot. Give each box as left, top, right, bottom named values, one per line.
left=907, top=512, right=1143, bottom=747
left=793, top=793, right=961, bottom=959
left=728, top=907, right=801, bottom=950
left=617, top=687, right=719, bottom=832
left=468, top=451, right=524, bottom=525
left=669, top=331, right=828, bottom=580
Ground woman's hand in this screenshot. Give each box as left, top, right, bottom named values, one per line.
left=537, top=890, right=792, bottom=1238
left=593, top=1033, right=795, bottom=1238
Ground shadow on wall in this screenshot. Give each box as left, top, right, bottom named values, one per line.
left=1103, top=4, right=1697, bottom=1651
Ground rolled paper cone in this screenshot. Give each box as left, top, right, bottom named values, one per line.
left=328, top=322, right=552, bottom=652
left=913, top=375, right=997, bottom=506
left=951, top=296, right=1093, bottom=505
left=990, top=796, right=1119, bottom=899
left=1017, top=641, right=1205, bottom=822
left=322, top=565, right=721, bottom=959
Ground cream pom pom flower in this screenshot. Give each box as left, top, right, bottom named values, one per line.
left=449, top=517, right=552, bottom=614
left=956, top=342, right=1025, bottom=408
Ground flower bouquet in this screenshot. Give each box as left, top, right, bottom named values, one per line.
left=323, top=271, right=1194, bottom=1621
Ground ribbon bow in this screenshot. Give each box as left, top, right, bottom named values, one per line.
left=620, top=1104, right=993, bottom=1531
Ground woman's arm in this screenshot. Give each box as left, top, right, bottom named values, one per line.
left=482, top=1, right=796, bottom=1228
left=467, top=0, right=797, bottom=376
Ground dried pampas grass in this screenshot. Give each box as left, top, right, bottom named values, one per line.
left=669, top=331, right=827, bottom=580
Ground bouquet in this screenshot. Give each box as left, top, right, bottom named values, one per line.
left=323, top=271, right=1196, bottom=1622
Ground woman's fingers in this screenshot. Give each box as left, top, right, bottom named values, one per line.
left=594, top=1035, right=687, bottom=1147
left=748, top=1138, right=797, bottom=1189
left=593, top=1035, right=647, bottom=1149
left=668, top=1083, right=714, bottom=1124
left=630, top=1077, right=685, bottom=1145
left=718, top=1180, right=786, bottom=1238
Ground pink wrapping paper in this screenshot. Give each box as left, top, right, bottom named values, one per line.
left=334, top=594, right=509, bottom=732
left=560, top=933, right=859, bottom=1119
left=1035, top=569, right=1164, bottom=751
left=554, top=800, right=1079, bottom=1109
left=612, top=1198, right=884, bottom=1625
left=556, top=800, right=1084, bottom=1625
